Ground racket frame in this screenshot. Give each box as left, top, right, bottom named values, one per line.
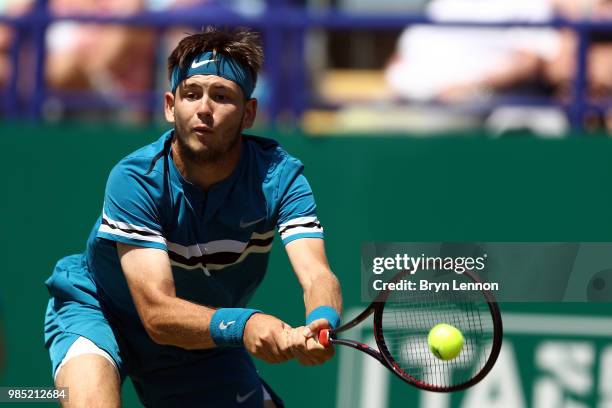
left=320, top=269, right=503, bottom=392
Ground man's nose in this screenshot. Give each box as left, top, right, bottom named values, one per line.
left=200, top=94, right=214, bottom=112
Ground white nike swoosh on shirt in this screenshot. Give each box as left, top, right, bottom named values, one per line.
left=236, top=389, right=257, bottom=404
left=240, top=217, right=265, bottom=228
left=191, top=59, right=216, bottom=68
left=219, top=320, right=236, bottom=330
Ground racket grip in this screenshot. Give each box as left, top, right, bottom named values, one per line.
left=318, top=329, right=331, bottom=347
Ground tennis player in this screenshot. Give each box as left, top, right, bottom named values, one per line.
left=43, top=26, right=342, bottom=407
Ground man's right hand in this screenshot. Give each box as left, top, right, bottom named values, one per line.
left=243, top=314, right=294, bottom=363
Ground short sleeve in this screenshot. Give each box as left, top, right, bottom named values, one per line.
left=97, top=162, right=167, bottom=250
left=277, top=159, right=324, bottom=245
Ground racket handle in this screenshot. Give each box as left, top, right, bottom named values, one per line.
left=318, top=329, right=331, bottom=347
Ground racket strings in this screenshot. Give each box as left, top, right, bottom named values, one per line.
left=379, top=273, right=495, bottom=389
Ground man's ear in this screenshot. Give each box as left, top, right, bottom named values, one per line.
left=164, top=91, right=176, bottom=123
left=242, top=98, right=258, bottom=129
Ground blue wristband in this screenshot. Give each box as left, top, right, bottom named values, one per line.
left=306, top=306, right=340, bottom=330
left=210, top=308, right=261, bottom=347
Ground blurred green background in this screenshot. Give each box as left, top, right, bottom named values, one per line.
left=1, top=123, right=612, bottom=407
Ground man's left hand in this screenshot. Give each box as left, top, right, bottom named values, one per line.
left=288, top=318, right=335, bottom=366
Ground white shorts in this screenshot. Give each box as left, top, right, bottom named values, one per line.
left=54, top=336, right=119, bottom=381
left=56, top=336, right=272, bottom=401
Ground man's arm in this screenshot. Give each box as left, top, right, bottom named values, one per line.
left=117, top=243, right=216, bottom=349
left=285, top=238, right=342, bottom=316
left=285, top=238, right=343, bottom=365
left=117, top=243, right=294, bottom=363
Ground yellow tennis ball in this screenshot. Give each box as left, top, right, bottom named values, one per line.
left=428, top=323, right=464, bottom=360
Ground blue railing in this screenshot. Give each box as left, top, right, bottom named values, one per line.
left=2, top=0, right=612, bottom=129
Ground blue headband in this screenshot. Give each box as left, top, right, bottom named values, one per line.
left=171, top=51, right=255, bottom=98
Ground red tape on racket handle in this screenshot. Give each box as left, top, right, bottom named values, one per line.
left=318, top=329, right=331, bottom=347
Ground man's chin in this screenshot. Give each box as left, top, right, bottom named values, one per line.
left=191, top=149, right=218, bottom=164
left=194, top=130, right=214, bottom=142
left=175, top=128, right=241, bottom=164
left=186, top=136, right=215, bottom=153
left=176, top=140, right=214, bottom=164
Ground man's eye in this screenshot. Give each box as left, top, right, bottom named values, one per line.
left=214, top=94, right=227, bottom=102
left=186, top=93, right=197, bottom=99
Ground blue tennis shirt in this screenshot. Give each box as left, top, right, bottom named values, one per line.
left=78, top=129, right=323, bottom=371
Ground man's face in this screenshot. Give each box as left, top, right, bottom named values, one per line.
left=164, top=74, right=257, bottom=164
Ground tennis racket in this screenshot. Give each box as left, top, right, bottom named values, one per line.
left=318, top=269, right=503, bottom=392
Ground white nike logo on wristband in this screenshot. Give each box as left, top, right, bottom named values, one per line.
left=219, top=320, right=236, bottom=330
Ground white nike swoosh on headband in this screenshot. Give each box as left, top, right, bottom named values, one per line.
left=191, top=59, right=216, bottom=69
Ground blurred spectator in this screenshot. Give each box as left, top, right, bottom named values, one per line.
left=158, top=0, right=213, bottom=60
left=385, top=0, right=612, bottom=133
left=45, top=0, right=155, bottom=100
left=385, top=0, right=560, bottom=103
left=551, top=0, right=612, bottom=20
left=545, top=0, right=612, bottom=105
left=555, top=0, right=612, bottom=131
left=0, top=0, right=32, bottom=88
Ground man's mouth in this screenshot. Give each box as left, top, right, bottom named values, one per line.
left=193, top=126, right=213, bottom=135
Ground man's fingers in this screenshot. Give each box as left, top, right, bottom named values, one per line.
left=291, top=329, right=335, bottom=365
left=294, top=348, right=318, bottom=366
left=287, top=327, right=319, bottom=365
left=244, top=314, right=295, bottom=363
left=305, top=337, right=335, bottom=363
left=304, top=318, right=330, bottom=339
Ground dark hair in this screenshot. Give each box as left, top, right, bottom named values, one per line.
left=167, top=26, right=263, bottom=97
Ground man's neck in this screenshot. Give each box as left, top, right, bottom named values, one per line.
left=171, top=140, right=242, bottom=191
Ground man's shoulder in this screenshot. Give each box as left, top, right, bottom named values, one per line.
left=243, top=134, right=303, bottom=175
left=243, top=134, right=284, bottom=158
left=111, top=131, right=171, bottom=179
